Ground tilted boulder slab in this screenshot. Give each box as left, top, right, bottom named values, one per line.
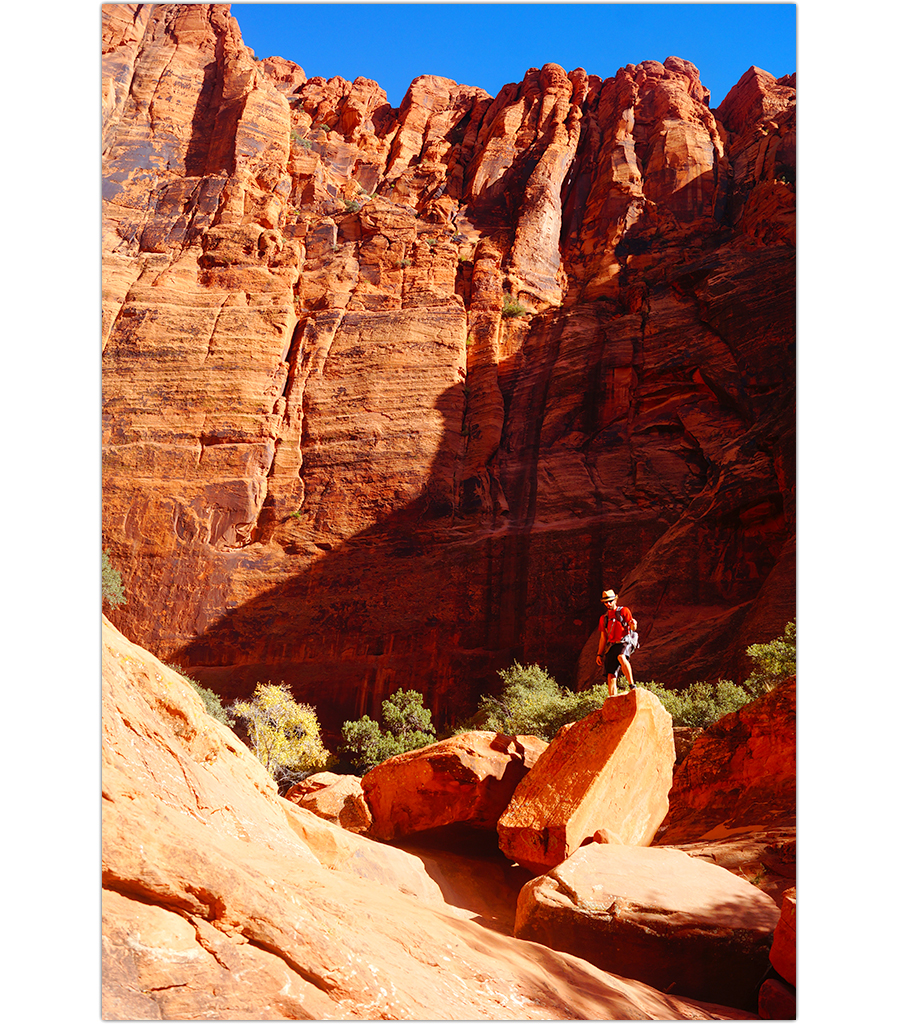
left=515, top=842, right=780, bottom=1012
left=497, top=689, right=675, bottom=873
left=102, top=617, right=754, bottom=1019
left=285, top=771, right=372, bottom=834
left=362, top=731, right=547, bottom=841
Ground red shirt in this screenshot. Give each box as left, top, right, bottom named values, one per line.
left=599, top=606, right=634, bottom=644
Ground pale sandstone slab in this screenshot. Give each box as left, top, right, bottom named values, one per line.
left=498, top=689, right=674, bottom=873
left=515, top=841, right=780, bottom=1011
left=362, top=731, right=547, bottom=841
left=278, top=797, right=443, bottom=905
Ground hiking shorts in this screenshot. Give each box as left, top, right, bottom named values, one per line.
left=603, top=642, right=634, bottom=677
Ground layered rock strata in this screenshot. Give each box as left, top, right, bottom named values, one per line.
left=102, top=4, right=796, bottom=728
left=654, top=680, right=796, bottom=906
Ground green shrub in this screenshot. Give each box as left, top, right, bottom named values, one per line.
left=558, top=682, right=613, bottom=726
left=476, top=663, right=611, bottom=741
left=343, top=198, right=362, bottom=213
left=233, top=682, right=331, bottom=786
left=102, top=550, right=126, bottom=607
left=501, top=293, right=527, bottom=318
left=643, top=679, right=751, bottom=729
left=170, top=665, right=235, bottom=728
left=636, top=623, right=796, bottom=728
left=341, top=688, right=437, bottom=773
left=194, top=684, right=235, bottom=728
left=744, top=621, right=795, bottom=696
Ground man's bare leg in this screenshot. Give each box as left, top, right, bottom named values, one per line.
left=618, top=654, right=635, bottom=687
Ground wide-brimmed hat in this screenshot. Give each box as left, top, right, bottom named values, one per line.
left=601, top=589, right=618, bottom=603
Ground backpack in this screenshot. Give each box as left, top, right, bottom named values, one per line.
left=600, top=606, right=640, bottom=650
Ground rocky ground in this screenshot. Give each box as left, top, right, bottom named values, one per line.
left=102, top=616, right=795, bottom=1019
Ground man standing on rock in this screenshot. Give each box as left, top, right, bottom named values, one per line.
left=595, top=589, right=639, bottom=695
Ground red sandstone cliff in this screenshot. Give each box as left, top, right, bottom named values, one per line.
left=101, top=4, right=795, bottom=728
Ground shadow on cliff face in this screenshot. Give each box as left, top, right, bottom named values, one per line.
left=171, top=373, right=609, bottom=731
left=171, top=288, right=793, bottom=737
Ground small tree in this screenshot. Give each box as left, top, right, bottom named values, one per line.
left=233, top=682, right=330, bottom=787
left=341, top=688, right=437, bottom=773
left=744, top=622, right=796, bottom=696
left=102, top=550, right=126, bottom=607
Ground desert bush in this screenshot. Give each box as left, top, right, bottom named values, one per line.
left=102, top=550, right=126, bottom=607
left=341, top=688, right=437, bottom=773
left=476, top=663, right=612, bottom=741
left=233, top=682, right=331, bottom=787
left=743, top=621, right=796, bottom=696
left=643, top=679, right=751, bottom=729
left=343, top=198, right=362, bottom=212
left=501, top=293, right=527, bottom=318
left=169, top=665, right=234, bottom=728
left=193, top=684, right=235, bottom=728
left=641, top=624, right=795, bottom=728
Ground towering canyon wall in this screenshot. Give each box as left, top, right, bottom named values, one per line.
left=101, top=4, right=795, bottom=727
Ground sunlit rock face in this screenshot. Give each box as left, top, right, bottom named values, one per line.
left=102, top=3, right=795, bottom=728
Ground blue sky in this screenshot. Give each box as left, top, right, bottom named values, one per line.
left=231, top=2, right=796, bottom=109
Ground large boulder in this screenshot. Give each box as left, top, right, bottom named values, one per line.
left=498, top=689, right=674, bottom=873
left=285, top=771, right=372, bottom=833
left=362, top=731, right=547, bottom=841
left=515, top=842, right=781, bottom=1012
left=758, top=976, right=796, bottom=1020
